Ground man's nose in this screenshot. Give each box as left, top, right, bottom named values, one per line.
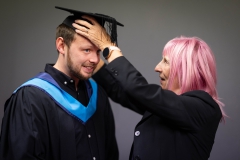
left=89, top=53, right=99, bottom=63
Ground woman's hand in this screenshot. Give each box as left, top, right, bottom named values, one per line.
left=73, top=16, right=113, bottom=50
left=73, top=15, right=123, bottom=63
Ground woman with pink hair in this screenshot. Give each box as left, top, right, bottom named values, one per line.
left=73, top=16, right=226, bottom=160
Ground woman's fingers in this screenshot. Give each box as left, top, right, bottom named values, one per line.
left=73, top=18, right=112, bottom=50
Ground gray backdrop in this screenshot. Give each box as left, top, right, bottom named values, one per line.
left=0, top=0, right=239, bottom=159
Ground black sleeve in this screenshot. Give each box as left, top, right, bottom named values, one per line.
left=93, top=57, right=221, bottom=131
left=92, top=62, right=145, bottom=115
left=0, top=87, right=47, bottom=160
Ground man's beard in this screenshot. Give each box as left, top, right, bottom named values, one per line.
left=67, top=51, right=93, bottom=80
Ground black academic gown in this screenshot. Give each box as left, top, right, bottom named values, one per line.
left=0, top=64, right=118, bottom=160
left=92, top=57, right=222, bottom=160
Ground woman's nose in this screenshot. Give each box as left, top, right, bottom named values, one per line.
left=155, top=62, right=162, bottom=72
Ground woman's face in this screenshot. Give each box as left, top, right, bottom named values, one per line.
left=155, top=55, right=180, bottom=94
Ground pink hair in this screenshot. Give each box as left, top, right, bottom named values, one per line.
left=163, top=36, right=226, bottom=121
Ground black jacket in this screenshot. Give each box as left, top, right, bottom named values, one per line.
left=93, top=57, right=222, bottom=160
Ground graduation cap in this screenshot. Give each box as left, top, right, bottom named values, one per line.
left=55, top=6, right=124, bottom=45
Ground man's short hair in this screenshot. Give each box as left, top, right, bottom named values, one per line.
left=56, top=23, right=76, bottom=49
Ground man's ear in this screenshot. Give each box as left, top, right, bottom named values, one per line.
left=56, top=37, right=65, bottom=54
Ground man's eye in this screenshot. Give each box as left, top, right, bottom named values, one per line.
left=85, top=49, right=90, bottom=52
left=97, top=50, right=101, bottom=55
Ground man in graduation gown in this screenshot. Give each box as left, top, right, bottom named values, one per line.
left=0, top=6, right=123, bottom=160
